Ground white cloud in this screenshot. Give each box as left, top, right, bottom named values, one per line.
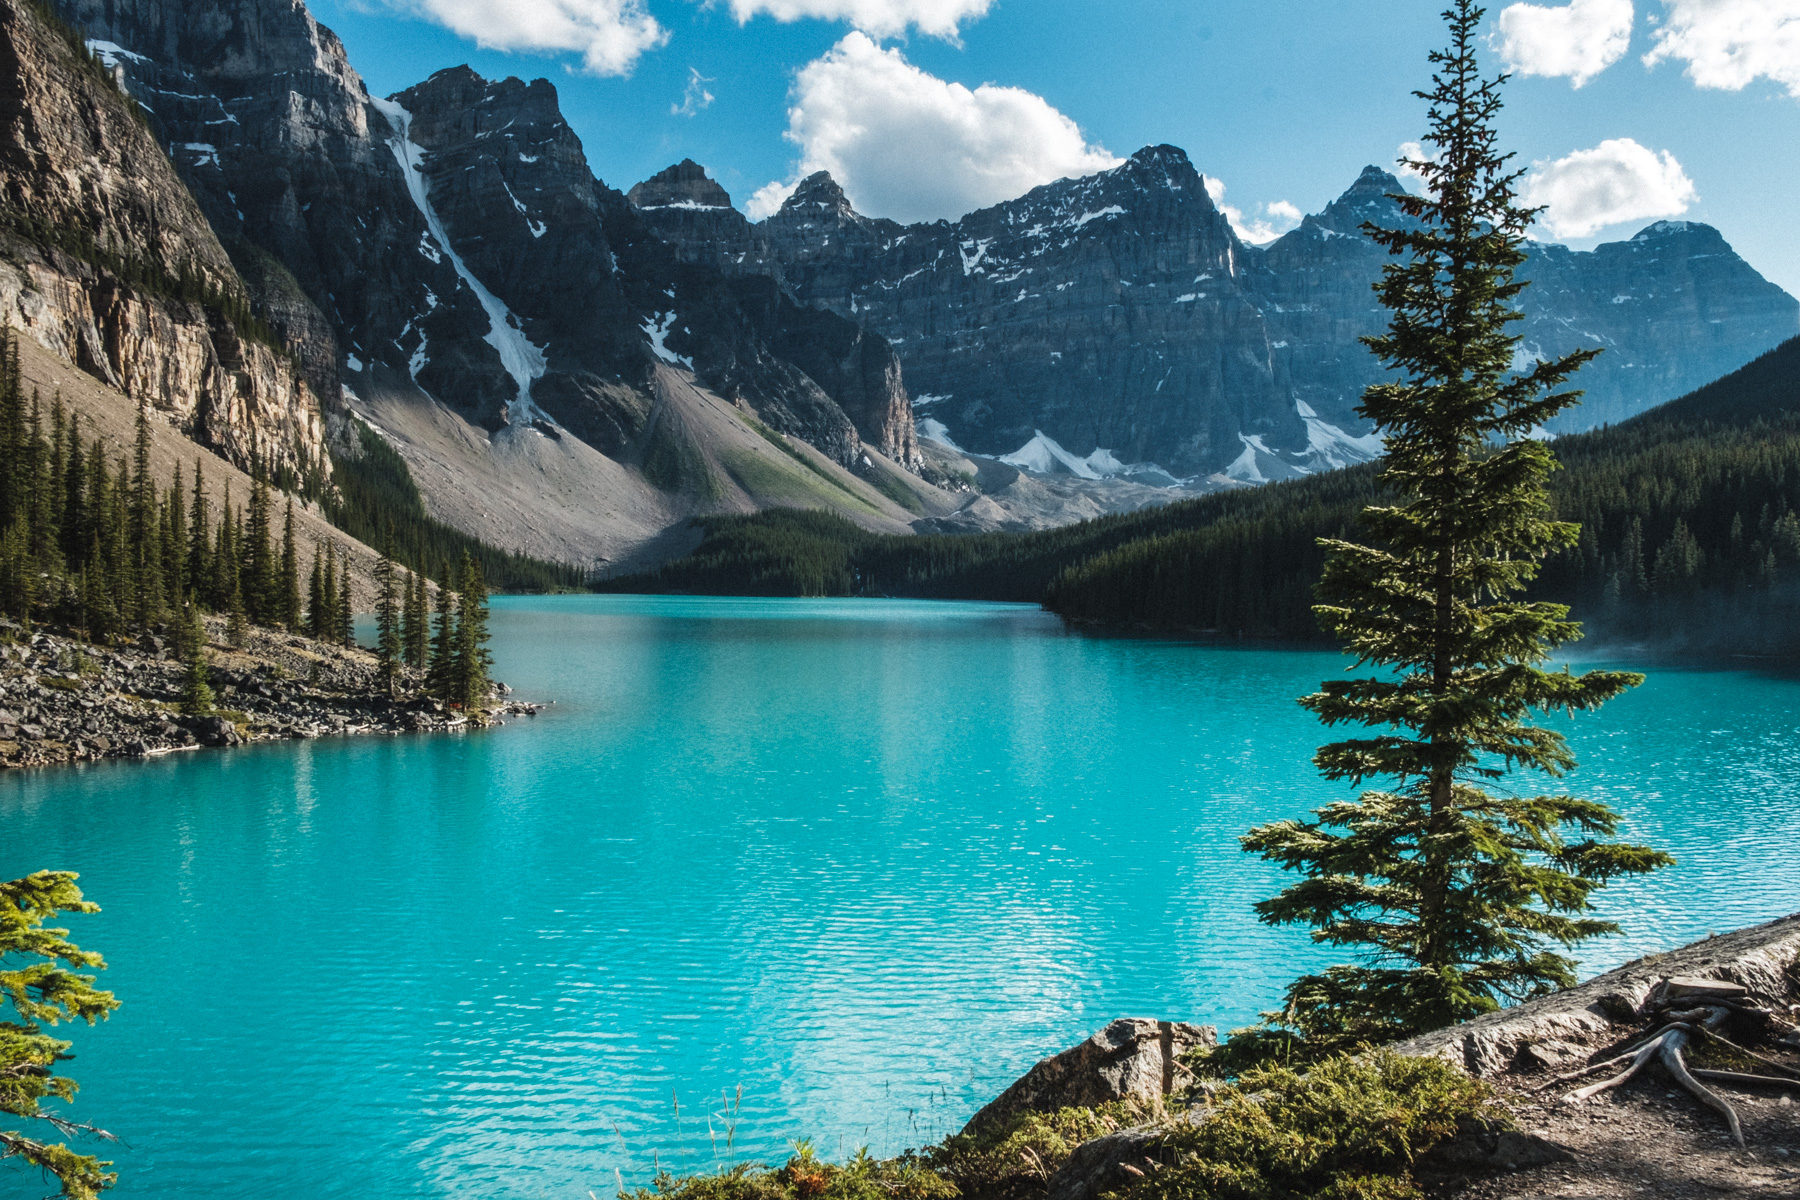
left=1643, top=0, right=1800, bottom=98
left=1494, top=0, right=1635, bottom=86
left=392, top=0, right=667, bottom=75
left=750, top=33, right=1119, bottom=224
left=722, top=0, right=994, bottom=39
left=746, top=179, right=799, bottom=219
left=1203, top=177, right=1302, bottom=245
left=1521, top=137, right=1698, bottom=238
left=673, top=67, right=715, bottom=116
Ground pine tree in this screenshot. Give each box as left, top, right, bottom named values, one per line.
left=320, top=542, right=339, bottom=644
left=0, top=870, right=121, bottom=1200
left=336, top=550, right=354, bottom=646
left=177, top=605, right=214, bottom=715
left=279, top=498, right=301, bottom=631
left=166, top=463, right=187, bottom=609
left=307, top=546, right=327, bottom=640
left=403, top=568, right=428, bottom=668
left=187, top=461, right=211, bottom=606
left=375, top=529, right=402, bottom=695
left=61, top=412, right=86, bottom=569
left=428, top=556, right=457, bottom=703
left=1237, top=1, right=1673, bottom=1058
left=129, top=402, right=163, bottom=629
left=212, top=483, right=238, bottom=617
left=245, top=476, right=274, bottom=625
left=453, top=551, right=491, bottom=711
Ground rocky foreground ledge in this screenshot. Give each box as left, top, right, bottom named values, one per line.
left=0, top=618, right=543, bottom=769
left=978, top=916, right=1800, bottom=1200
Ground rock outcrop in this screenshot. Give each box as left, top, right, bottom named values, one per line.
left=0, top=0, right=326, bottom=480
left=1391, top=911, right=1800, bottom=1077
left=963, top=1017, right=1216, bottom=1135
left=634, top=152, right=1799, bottom=476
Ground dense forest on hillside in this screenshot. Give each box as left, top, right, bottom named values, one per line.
left=603, top=337, right=1800, bottom=655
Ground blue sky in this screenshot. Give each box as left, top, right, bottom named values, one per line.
left=314, top=0, right=1800, bottom=295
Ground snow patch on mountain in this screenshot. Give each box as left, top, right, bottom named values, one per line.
left=374, top=96, right=547, bottom=423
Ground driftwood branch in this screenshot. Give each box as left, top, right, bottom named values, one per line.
left=1692, top=1069, right=1800, bottom=1091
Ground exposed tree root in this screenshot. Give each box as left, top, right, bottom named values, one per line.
left=1691, top=1068, right=1800, bottom=1090
left=1557, top=994, right=1776, bottom=1149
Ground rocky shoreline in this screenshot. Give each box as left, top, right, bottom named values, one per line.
left=0, top=617, right=543, bottom=770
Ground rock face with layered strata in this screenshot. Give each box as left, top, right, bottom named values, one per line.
left=0, top=0, right=325, bottom=479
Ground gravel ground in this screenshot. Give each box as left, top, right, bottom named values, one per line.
left=0, top=616, right=542, bottom=769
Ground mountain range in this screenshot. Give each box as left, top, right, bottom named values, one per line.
left=1, top=0, right=1794, bottom=572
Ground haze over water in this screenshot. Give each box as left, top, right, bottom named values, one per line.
left=3, top=596, right=1797, bottom=1198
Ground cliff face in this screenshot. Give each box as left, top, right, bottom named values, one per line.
left=379, top=65, right=918, bottom=468
left=636, top=153, right=1800, bottom=476
left=47, top=0, right=920, bottom=476
left=0, top=0, right=325, bottom=479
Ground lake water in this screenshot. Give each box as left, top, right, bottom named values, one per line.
left=3, top=596, right=1798, bottom=1198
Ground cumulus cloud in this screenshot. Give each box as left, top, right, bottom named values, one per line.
left=1643, top=0, right=1800, bottom=98
left=747, top=34, right=1119, bottom=224
left=1495, top=0, right=1635, bottom=86
left=392, top=0, right=667, bottom=75
left=673, top=67, right=715, bottom=116
left=1522, top=137, right=1698, bottom=238
left=1203, top=177, right=1302, bottom=244
left=722, top=0, right=994, bottom=39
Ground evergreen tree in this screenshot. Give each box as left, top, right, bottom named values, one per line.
left=453, top=550, right=491, bottom=710
left=245, top=477, right=274, bottom=624
left=320, top=543, right=339, bottom=645
left=177, top=606, right=214, bottom=715
left=1237, top=0, right=1672, bottom=1057
left=375, top=529, right=402, bottom=695
left=307, top=546, right=327, bottom=640
left=0, top=511, right=33, bottom=624
left=61, top=412, right=86, bottom=569
left=128, top=403, right=162, bottom=628
left=187, top=461, right=211, bottom=606
left=165, top=464, right=187, bottom=609
left=336, top=550, right=354, bottom=647
left=403, top=568, right=428, bottom=668
left=279, top=499, right=301, bottom=631
left=0, top=870, right=120, bottom=1200
left=211, top=483, right=238, bottom=618
left=428, top=556, right=457, bottom=702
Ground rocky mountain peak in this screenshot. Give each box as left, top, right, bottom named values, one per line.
left=1120, top=144, right=1203, bottom=194
left=1306, top=165, right=1407, bottom=236
left=628, top=159, right=732, bottom=209
left=780, top=171, right=857, bottom=219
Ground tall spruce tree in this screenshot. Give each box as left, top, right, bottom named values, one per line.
left=453, top=551, right=491, bottom=711
left=245, top=477, right=274, bottom=625
left=307, top=546, right=327, bottom=640
left=336, top=550, right=354, bottom=647
left=375, top=530, right=402, bottom=695
left=402, top=568, right=428, bottom=669
left=428, top=556, right=457, bottom=703
left=1238, top=0, right=1673, bottom=1055
left=320, top=543, right=339, bottom=644
left=187, top=461, right=211, bottom=606
left=279, top=499, right=301, bottom=631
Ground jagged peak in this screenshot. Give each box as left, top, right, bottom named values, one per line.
left=628, top=159, right=732, bottom=210
left=1631, top=219, right=1718, bottom=242
left=779, top=171, right=858, bottom=218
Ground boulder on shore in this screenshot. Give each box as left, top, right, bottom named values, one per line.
left=962, top=1017, right=1215, bottom=1136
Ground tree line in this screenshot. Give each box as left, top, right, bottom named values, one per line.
left=609, top=336, right=1800, bottom=657
left=0, top=330, right=492, bottom=711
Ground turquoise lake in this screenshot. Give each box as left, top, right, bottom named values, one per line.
left=3, top=595, right=1799, bottom=1198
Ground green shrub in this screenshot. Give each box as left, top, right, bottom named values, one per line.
left=1110, top=1052, right=1492, bottom=1200
left=925, top=1101, right=1146, bottom=1200
left=623, top=1140, right=954, bottom=1200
